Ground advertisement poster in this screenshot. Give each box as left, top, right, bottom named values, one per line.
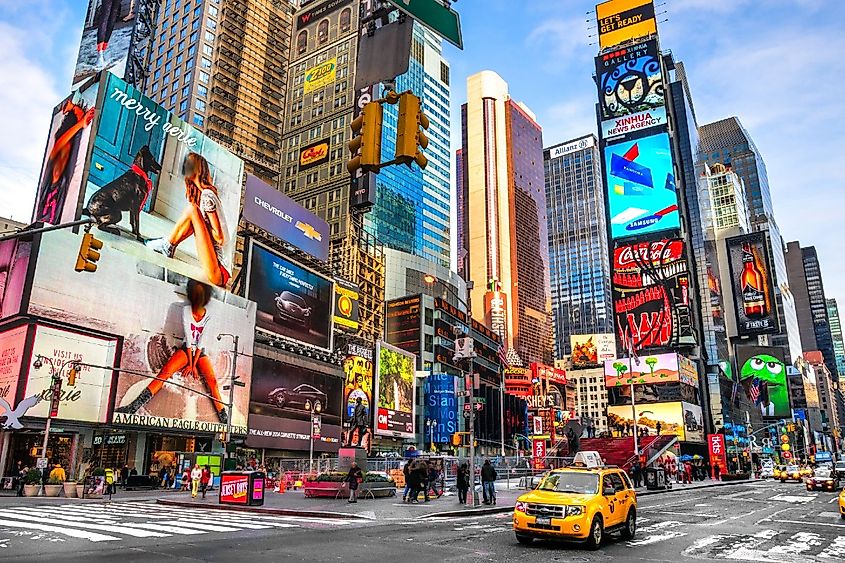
left=246, top=240, right=334, bottom=351
left=72, top=0, right=160, bottom=88
left=708, top=434, right=728, bottom=473
left=424, top=374, right=458, bottom=444
left=385, top=295, right=422, bottom=355
left=0, top=325, right=28, bottom=408
left=725, top=232, right=779, bottom=336
left=605, top=131, right=679, bottom=239
left=604, top=353, right=681, bottom=387
left=374, top=341, right=416, bottom=438
left=247, top=355, right=342, bottom=452
left=296, top=0, right=353, bottom=30
left=33, top=89, right=99, bottom=225
left=333, top=278, right=360, bottom=333
left=596, top=0, right=657, bottom=50
left=607, top=381, right=698, bottom=406
left=22, top=325, right=117, bottom=423
left=612, top=237, right=694, bottom=350
left=242, top=175, right=329, bottom=261
left=0, top=239, right=32, bottom=320
left=735, top=346, right=789, bottom=418
left=303, top=58, right=337, bottom=94
left=596, top=39, right=665, bottom=139
left=570, top=333, right=616, bottom=367
left=219, top=473, right=249, bottom=505
left=607, top=401, right=701, bottom=442
left=27, top=229, right=255, bottom=434
left=341, top=343, right=373, bottom=449
left=298, top=138, right=331, bottom=172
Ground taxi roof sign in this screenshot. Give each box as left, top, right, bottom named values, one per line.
left=572, top=451, right=603, bottom=468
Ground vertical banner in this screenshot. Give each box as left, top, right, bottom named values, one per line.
left=708, top=433, right=727, bottom=475
left=533, top=439, right=546, bottom=469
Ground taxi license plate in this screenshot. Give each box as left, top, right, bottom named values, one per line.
left=536, top=517, right=551, bottom=526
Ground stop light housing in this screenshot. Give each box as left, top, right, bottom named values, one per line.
left=75, top=232, right=103, bottom=272
left=67, top=364, right=78, bottom=387
left=347, top=101, right=383, bottom=175
left=394, top=92, right=429, bottom=169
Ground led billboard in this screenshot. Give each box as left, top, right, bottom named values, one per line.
left=596, top=39, right=665, bottom=139
left=605, top=131, right=679, bottom=239
left=607, top=401, right=703, bottom=442
left=596, top=0, right=657, bottom=51
left=735, top=346, right=789, bottom=418
left=0, top=239, right=32, bottom=320
left=612, top=237, right=694, bottom=350
left=605, top=352, right=679, bottom=387
left=424, top=374, right=458, bottom=444
left=246, top=240, right=334, bottom=352
left=385, top=295, right=422, bottom=355
left=725, top=232, right=780, bottom=336
left=341, top=343, right=374, bottom=449
left=571, top=333, right=616, bottom=367
left=333, top=277, right=361, bottom=333
left=374, top=341, right=416, bottom=439
left=27, top=229, right=255, bottom=434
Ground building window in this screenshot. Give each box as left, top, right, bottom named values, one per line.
left=197, top=85, right=207, bottom=98
left=193, top=114, right=205, bottom=127
left=297, top=31, right=308, bottom=55
left=201, top=58, right=212, bottom=69
left=318, top=19, right=329, bottom=44
left=440, top=62, right=450, bottom=86
left=340, top=8, right=352, bottom=32
left=203, top=44, right=213, bottom=56
left=179, top=100, right=188, bottom=112
left=205, top=30, right=215, bottom=42
left=195, top=99, right=206, bottom=112
left=199, top=70, right=209, bottom=83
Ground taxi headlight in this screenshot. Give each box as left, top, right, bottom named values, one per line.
left=566, top=505, right=584, bottom=517
left=515, top=501, right=527, bottom=513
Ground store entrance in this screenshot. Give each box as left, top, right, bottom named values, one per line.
left=6, top=431, right=75, bottom=475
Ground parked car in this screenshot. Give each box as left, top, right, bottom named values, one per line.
left=268, top=384, right=326, bottom=413
left=274, top=291, right=311, bottom=327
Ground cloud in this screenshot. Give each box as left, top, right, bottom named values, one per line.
left=539, top=96, right=598, bottom=147
left=526, top=17, right=593, bottom=62
left=0, top=21, right=63, bottom=222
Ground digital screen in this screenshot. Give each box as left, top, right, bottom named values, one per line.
left=374, top=342, right=416, bottom=438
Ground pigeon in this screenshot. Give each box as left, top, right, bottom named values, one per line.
left=0, top=395, right=42, bottom=429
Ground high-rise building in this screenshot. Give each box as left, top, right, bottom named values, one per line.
left=698, top=163, right=750, bottom=234
left=828, top=298, right=845, bottom=377
left=145, top=0, right=292, bottom=182
left=563, top=364, right=609, bottom=437
left=543, top=135, right=612, bottom=360
left=786, top=242, right=838, bottom=377
left=458, top=70, right=553, bottom=366
left=699, top=117, right=802, bottom=362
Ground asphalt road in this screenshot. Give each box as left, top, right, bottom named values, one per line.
left=0, top=481, right=842, bottom=562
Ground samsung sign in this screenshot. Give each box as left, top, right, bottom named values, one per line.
left=547, top=136, right=595, bottom=160
left=243, top=174, right=330, bottom=261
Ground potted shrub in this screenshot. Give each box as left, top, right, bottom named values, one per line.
left=75, top=478, right=85, bottom=499
left=64, top=479, right=78, bottom=498
left=361, top=472, right=397, bottom=498
left=44, top=477, right=63, bottom=497
left=23, top=469, right=42, bottom=497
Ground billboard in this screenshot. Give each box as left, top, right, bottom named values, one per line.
left=708, top=434, right=728, bottom=474
left=596, top=0, right=657, bottom=50
left=607, top=380, right=698, bottom=405
left=607, top=401, right=703, bottom=442
left=735, top=346, right=789, bottom=418
left=605, top=352, right=680, bottom=387
left=605, top=131, right=679, bottom=238
left=726, top=232, right=779, bottom=336
left=303, top=58, right=337, bottom=94
left=596, top=39, right=665, bottom=139
left=298, top=138, right=331, bottom=172
left=27, top=229, right=255, bottom=434
left=341, top=343, right=373, bottom=449
left=0, top=239, right=32, bottom=320
left=72, top=0, right=160, bottom=88
left=296, top=0, right=353, bottom=30
left=23, top=325, right=118, bottom=423
left=246, top=240, right=334, bottom=352
left=424, top=374, right=458, bottom=444
left=374, top=341, right=415, bottom=438
left=242, top=175, right=329, bottom=261
left=570, top=333, right=616, bottom=367
left=333, top=278, right=360, bottom=333
left=385, top=295, right=422, bottom=355
left=0, top=325, right=29, bottom=409
left=247, top=355, right=342, bottom=452
left=612, top=237, right=694, bottom=350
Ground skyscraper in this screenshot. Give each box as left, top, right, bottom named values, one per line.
left=458, top=70, right=552, bottom=365
left=544, top=135, right=612, bottom=359
left=145, top=0, right=292, bottom=182
left=699, top=117, right=802, bottom=362
left=828, top=298, right=845, bottom=377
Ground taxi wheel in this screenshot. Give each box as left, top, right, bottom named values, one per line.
left=621, top=509, right=637, bottom=540
left=585, top=516, right=603, bottom=551
left=515, top=533, right=533, bottom=545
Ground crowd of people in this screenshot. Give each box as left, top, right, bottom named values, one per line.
left=401, top=459, right=443, bottom=503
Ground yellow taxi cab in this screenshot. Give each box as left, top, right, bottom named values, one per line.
left=780, top=464, right=802, bottom=483
left=513, top=451, right=637, bottom=550
left=839, top=487, right=845, bottom=520
left=772, top=465, right=786, bottom=480
left=800, top=465, right=813, bottom=478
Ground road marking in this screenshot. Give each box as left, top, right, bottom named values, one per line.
left=651, top=510, right=718, bottom=518
left=0, top=509, right=168, bottom=538
left=769, top=532, right=824, bottom=555
left=819, top=536, right=845, bottom=559
left=766, top=518, right=845, bottom=529
left=0, top=514, right=118, bottom=542
left=770, top=494, right=816, bottom=504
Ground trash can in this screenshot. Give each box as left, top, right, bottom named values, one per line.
left=644, top=467, right=666, bottom=490
left=219, top=471, right=265, bottom=506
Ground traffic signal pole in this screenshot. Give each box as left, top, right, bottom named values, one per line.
left=0, top=218, right=93, bottom=242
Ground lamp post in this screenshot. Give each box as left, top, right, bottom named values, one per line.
left=31, top=356, right=80, bottom=464
left=217, top=334, right=244, bottom=460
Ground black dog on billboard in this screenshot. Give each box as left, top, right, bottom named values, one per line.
left=83, top=144, right=161, bottom=240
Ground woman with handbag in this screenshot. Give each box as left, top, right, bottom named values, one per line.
left=346, top=461, right=363, bottom=503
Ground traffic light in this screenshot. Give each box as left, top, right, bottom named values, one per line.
left=75, top=232, right=103, bottom=272
left=67, top=364, right=78, bottom=387
left=347, top=101, right=383, bottom=175
left=394, top=92, right=429, bottom=169
left=451, top=433, right=461, bottom=447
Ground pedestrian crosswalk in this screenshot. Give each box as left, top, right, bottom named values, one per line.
left=682, top=529, right=845, bottom=561
left=0, top=501, right=353, bottom=544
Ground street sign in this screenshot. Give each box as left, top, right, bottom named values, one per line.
left=385, top=0, right=463, bottom=49
left=312, top=415, right=322, bottom=440
left=36, top=457, right=48, bottom=469
left=473, top=397, right=486, bottom=404
left=463, top=402, right=483, bottom=412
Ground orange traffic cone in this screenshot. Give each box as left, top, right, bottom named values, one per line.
left=278, top=479, right=286, bottom=494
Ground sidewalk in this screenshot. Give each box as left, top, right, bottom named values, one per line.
left=635, top=476, right=758, bottom=496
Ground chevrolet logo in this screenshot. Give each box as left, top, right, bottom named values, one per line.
left=296, top=221, right=322, bottom=242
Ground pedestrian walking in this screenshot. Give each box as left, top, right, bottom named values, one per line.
left=416, top=462, right=430, bottom=503
left=481, top=459, right=497, bottom=505
left=200, top=465, right=211, bottom=499
left=406, top=461, right=421, bottom=503
left=684, top=461, right=693, bottom=484
left=656, top=422, right=662, bottom=435
left=428, top=462, right=440, bottom=498
left=346, top=461, right=363, bottom=503
left=120, top=464, right=129, bottom=486
left=16, top=465, right=27, bottom=497
left=190, top=463, right=202, bottom=498
left=456, top=462, right=469, bottom=505
left=181, top=467, right=191, bottom=491
left=402, top=461, right=412, bottom=502
left=631, top=461, right=642, bottom=488
left=713, top=463, right=721, bottom=481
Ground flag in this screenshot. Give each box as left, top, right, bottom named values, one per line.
left=749, top=377, right=762, bottom=405
left=497, top=343, right=509, bottom=368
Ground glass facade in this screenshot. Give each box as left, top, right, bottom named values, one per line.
left=827, top=299, right=845, bottom=377
left=801, top=247, right=838, bottom=378
left=544, top=135, right=612, bottom=359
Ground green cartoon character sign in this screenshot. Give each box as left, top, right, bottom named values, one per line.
left=739, top=349, right=788, bottom=417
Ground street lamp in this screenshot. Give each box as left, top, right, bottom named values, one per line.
left=217, top=334, right=245, bottom=459
left=426, top=418, right=437, bottom=452
left=31, top=356, right=80, bottom=464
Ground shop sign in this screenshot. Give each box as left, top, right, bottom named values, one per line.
left=219, top=473, right=250, bottom=505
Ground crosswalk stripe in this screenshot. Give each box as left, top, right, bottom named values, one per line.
left=116, top=522, right=208, bottom=535
left=58, top=504, right=283, bottom=528
left=2, top=509, right=169, bottom=538
left=0, top=516, right=119, bottom=542
left=166, top=520, right=242, bottom=532
left=819, top=536, right=845, bottom=559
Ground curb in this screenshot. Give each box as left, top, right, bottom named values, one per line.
left=156, top=498, right=371, bottom=520
left=418, top=505, right=513, bottom=519
left=638, top=479, right=756, bottom=496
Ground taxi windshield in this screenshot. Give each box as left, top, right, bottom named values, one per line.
left=814, top=468, right=832, bottom=478
left=537, top=472, right=599, bottom=494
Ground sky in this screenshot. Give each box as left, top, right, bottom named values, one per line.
left=0, top=0, right=843, bottom=305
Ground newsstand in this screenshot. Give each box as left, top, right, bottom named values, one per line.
left=219, top=471, right=265, bottom=506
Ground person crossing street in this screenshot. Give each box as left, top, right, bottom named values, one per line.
left=481, top=459, right=497, bottom=505
left=190, top=464, right=202, bottom=498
